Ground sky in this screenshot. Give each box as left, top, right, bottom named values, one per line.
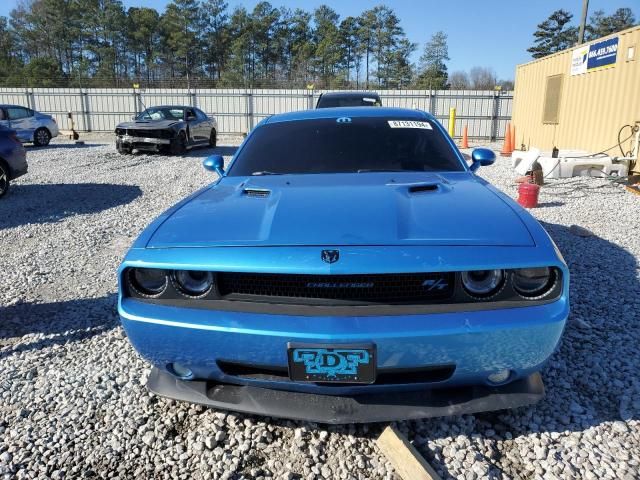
left=0, top=0, right=635, bottom=80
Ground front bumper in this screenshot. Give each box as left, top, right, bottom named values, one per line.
left=48, top=120, right=59, bottom=138
left=120, top=295, right=567, bottom=393
left=117, top=135, right=171, bottom=146
left=148, top=367, right=544, bottom=424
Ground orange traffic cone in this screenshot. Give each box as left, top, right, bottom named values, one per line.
left=461, top=125, right=469, bottom=149
left=501, top=122, right=512, bottom=157
left=510, top=124, right=516, bottom=153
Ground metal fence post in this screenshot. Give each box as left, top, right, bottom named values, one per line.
left=24, top=89, right=32, bottom=109
left=246, top=90, right=254, bottom=132
left=429, top=90, right=437, bottom=116
left=133, top=90, right=140, bottom=115
left=82, top=90, right=92, bottom=132
left=491, top=92, right=500, bottom=141
left=307, top=90, right=314, bottom=110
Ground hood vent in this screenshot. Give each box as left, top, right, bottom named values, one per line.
left=243, top=188, right=271, bottom=198
left=408, top=184, right=439, bottom=194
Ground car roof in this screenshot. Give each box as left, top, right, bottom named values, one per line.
left=264, top=107, right=431, bottom=124
left=144, top=105, right=197, bottom=110
left=319, top=91, right=381, bottom=99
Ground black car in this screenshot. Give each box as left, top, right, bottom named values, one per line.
left=315, top=91, right=382, bottom=108
left=0, top=125, right=27, bottom=198
left=115, top=106, right=218, bottom=155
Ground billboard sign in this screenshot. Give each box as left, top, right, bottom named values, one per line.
left=571, top=37, right=618, bottom=75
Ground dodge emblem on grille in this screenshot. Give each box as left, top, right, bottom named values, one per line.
left=321, top=250, right=340, bottom=264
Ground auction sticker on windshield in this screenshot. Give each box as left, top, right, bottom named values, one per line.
left=388, top=120, right=432, bottom=129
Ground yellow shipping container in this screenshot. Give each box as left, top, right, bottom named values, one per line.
left=512, top=25, right=640, bottom=156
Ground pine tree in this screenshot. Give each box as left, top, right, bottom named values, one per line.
left=159, top=0, right=202, bottom=80
left=415, top=31, right=449, bottom=89
left=0, top=17, right=23, bottom=85
left=221, top=6, right=252, bottom=86
left=527, top=9, right=578, bottom=59
left=201, top=0, right=229, bottom=81
left=339, top=16, right=359, bottom=85
left=357, top=9, right=376, bottom=89
left=284, top=9, right=314, bottom=84
left=127, top=7, right=161, bottom=82
left=312, top=5, right=342, bottom=87
left=586, top=8, right=636, bottom=40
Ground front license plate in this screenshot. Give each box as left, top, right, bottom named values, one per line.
left=287, top=343, right=376, bottom=384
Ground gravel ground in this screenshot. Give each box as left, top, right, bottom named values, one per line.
left=1, top=135, right=639, bottom=479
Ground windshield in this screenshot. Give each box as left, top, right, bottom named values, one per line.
left=317, top=96, right=381, bottom=108
left=228, top=117, right=464, bottom=176
left=137, top=107, right=185, bottom=121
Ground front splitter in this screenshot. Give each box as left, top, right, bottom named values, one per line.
left=147, top=368, right=544, bottom=424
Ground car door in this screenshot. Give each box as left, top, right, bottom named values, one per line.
left=6, top=107, right=36, bottom=142
left=195, top=109, right=212, bottom=141
left=184, top=108, right=199, bottom=142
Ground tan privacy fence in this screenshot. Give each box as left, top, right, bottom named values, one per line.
left=0, top=88, right=513, bottom=139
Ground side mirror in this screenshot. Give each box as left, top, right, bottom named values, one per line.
left=469, top=148, right=496, bottom=172
left=203, top=155, right=224, bottom=176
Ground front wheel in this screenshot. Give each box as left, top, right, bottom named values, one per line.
left=170, top=131, right=187, bottom=155
left=0, top=163, right=9, bottom=198
left=33, top=127, right=51, bottom=147
left=208, top=129, right=217, bottom=148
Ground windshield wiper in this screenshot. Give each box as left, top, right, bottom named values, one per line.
left=251, top=171, right=283, bottom=176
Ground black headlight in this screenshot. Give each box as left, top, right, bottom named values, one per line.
left=127, top=268, right=168, bottom=297
left=172, top=270, right=215, bottom=297
left=461, top=269, right=504, bottom=297
left=512, top=267, right=555, bottom=298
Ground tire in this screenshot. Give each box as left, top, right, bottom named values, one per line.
left=0, top=162, right=9, bottom=198
left=33, top=127, right=51, bottom=147
left=209, top=129, right=217, bottom=148
left=170, top=131, right=187, bottom=155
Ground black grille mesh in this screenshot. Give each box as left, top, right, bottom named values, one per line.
left=124, top=129, right=172, bottom=139
left=217, top=272, right=455, bottom=303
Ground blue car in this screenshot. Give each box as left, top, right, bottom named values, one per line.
left=0, top=125, right=27, bottom=198
left=118, top=107, right=569, bottom=424
left=0, top=104, right=59, bottom=146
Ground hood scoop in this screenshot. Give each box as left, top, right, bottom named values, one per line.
left=408, top=183, right=439, bottom=194
left=243, top=188, right=271, bottom=198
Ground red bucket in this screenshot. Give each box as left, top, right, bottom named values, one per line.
left=517, top=182, right=540, bottom=208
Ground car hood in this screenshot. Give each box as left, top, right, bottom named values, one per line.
left=146, top=172, right=534, bottom=248
left=117, top=120, right=181, bottom=129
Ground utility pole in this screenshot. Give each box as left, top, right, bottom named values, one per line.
left=578, top=0, right=589, bottom=44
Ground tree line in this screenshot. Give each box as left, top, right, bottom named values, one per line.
left=0, top=1, right=634, bottom=90
left=0, top=0, right=515, bottom=90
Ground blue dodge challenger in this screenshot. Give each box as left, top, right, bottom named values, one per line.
left=118, top=107, right=569, bottom=423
